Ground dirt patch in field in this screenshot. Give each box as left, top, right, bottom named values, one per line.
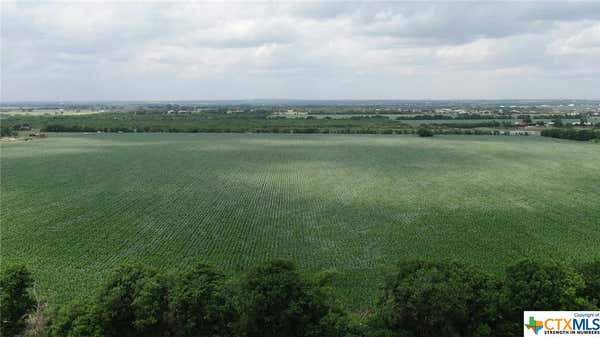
left=1, top=137, right=21, bottom=142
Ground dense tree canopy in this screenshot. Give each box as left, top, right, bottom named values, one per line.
left=578, top=261, right=600, bottom=307
left=0, top=265, right=36, bottom=337
left=377, top=260, right=500, bottom=337
left=169, top=263, right=236, bottom=337
left=417, top=127, right=434, bottom=137
left=238, top=259, right=349, bottom=337
left=541, top=128, right=600, bottom=141
left=3, top=258, right=600, bottom=337
left=501, top=260, right=596, bottom=336
left=95, top=265, right=171, bottom=337
left=504, top=260, right=591, bottom=311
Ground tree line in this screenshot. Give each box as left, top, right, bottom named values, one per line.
left=1, top=113, right=536, bottom=136
left=39, top=125, right=502, bottom=136
left=2, top=258, right=599, bottom=337
left=541, top=128, right=600, bottom=141
left=0, top=126, right=17, bottom=137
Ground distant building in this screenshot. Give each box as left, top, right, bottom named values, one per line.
left=571, top=121, right=592, bottom=126
left=508, top=130, right=539, bottom=136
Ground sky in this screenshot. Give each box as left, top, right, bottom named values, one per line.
left=2, top=1, right=600, bottom=101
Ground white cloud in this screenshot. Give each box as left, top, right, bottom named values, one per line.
left=547, top=21, right=600, bottom=56
left=1, top=1, right=600, bottom=100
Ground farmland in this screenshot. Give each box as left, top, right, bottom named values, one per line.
left=1, top=133, right=600, bottom=308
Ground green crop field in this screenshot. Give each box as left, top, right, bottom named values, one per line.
left=2, top=133, right=599, bottom=308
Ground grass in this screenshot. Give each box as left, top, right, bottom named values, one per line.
left=1, top=133, right=599, bottom=309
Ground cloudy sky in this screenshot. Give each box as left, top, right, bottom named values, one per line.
left=2, top=1, right=600, bottom=101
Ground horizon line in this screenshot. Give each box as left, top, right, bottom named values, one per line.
left=3, top=98, right=600, bottom=104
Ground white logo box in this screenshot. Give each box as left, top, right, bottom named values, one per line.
left=524, top=311, right=600, bottom=336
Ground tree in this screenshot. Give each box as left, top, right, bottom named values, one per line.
left=504, top=260, right=591, bottom=310
left=237, top=259, right=349, bottom=337
left=417, top=127, right=434, bottom=137
left=0, top=126, right=16, bottom=137
left=51, top=300, right=104, bottom=337
left=0, top=265, right=36, bottom=337
left=170, top=263, right=237, bottom=337
left=518, top=114, right=532, bottom=124
left=95, top=265, right=171, bottom=337
left=377, top=260, right=501, bottom=337
left=502, top=260, right=594, bottom=335
left=578, top=261, right=600, bottom=308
